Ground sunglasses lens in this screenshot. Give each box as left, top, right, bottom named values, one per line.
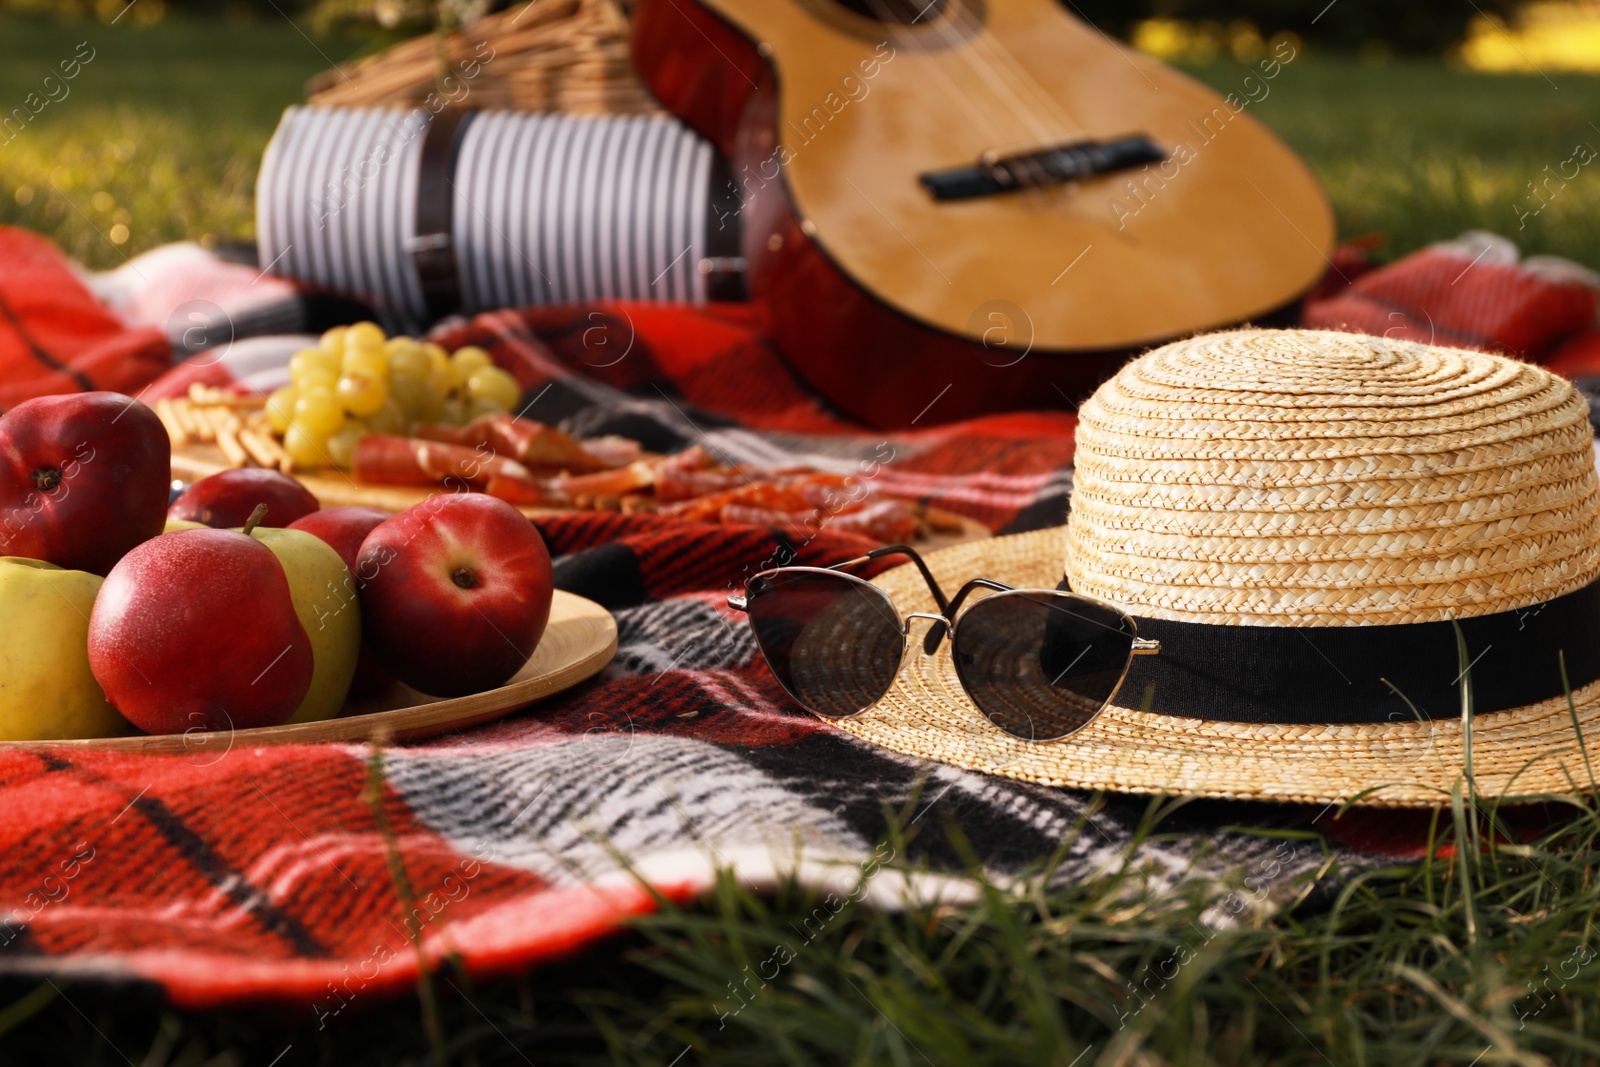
left=952, top=591, right=1135, bottom=741
left=747, top=571, right=904, bottom=718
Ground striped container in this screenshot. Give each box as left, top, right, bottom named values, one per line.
left=256, top=105, right=725, bottom=332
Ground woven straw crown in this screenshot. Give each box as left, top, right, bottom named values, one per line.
left=1066, top=329, right=1600, bottom=625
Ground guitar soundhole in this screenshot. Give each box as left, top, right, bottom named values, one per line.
left=830, top=0, right=948, bottom=24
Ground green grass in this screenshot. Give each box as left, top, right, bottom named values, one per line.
left=0, top=13, right=374, bottom=269
left=1181, top=54, right=1600, bottom=263
left=5, top=789, right=1600, bottom=1065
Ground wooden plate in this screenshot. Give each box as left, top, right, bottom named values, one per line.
left=170, top=442, right=993, bottom=546
left=8, top=590, right=616, bottom=753
left=170, top=443, right=569, bottom=519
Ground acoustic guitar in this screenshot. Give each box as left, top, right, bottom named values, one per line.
left=632, top=0, right=1334, bottom=428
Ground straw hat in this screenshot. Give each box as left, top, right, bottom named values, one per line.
left=835, top=328, right=1600, bottom=807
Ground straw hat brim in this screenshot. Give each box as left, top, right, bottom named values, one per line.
left=832, top=528, right=1600, bottom=808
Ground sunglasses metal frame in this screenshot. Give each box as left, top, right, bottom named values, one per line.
left=727, top=544, right=1159, bottom=740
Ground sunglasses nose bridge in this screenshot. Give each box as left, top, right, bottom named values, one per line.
left=903, top=611, right=951, bottom=654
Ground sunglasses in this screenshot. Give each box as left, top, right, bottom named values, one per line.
left=729, top=545, right=1161, bottom=742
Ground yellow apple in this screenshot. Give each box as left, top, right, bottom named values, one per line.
left=163, top=517, right=207, bottom=533
left=0, top=557, right=131, bottom=740
left=242, top=528, right=361, bottom=724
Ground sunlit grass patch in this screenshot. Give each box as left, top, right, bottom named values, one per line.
left=0, top=13, right=366, bottom=267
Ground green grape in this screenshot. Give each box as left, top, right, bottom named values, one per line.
left=465, top=366, right=522, bottom=409
left=318, top=326, right=347, bottom=355
left=337, top=371, right=388, bottom=417
left=295, top=368, right=338, bottom=397
left=284, top=422, right=331, bottom=469
left=438, top=396, right=467, bottom=426
left=366, top=397, right=407, bottom=436
left=325, top=420, right=368, bottom=471
left=467, top=396, right=509, bottom=421
left=344, top=321, right=386, bottom=352
left=293, top=389, right=346, bottom=437
left=423, top=343, right=457, bottom=395
left=451, top=345, right=492, bottom=379
left=387, top=374, right=426, bottom=414
left=386, top=342, right=431, bottom=382
left=389, top=375, right=442, bottom=423
left=289, top=348, right=339, bottom=383
left=265, top=385, right=298, bottom=433
left=343, top=347, right=388, bottom=378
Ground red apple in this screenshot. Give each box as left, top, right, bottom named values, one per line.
left=356, top=493, right=553, bottom=697
left=88, top=527, right=315, bottom=732
left=287, top=507, right=392, bottom=568
left=0, top=391, right=170, bottom=575
left=288, top=506, right=395, bottom=697
left=169, top=468, right=319, bottom=529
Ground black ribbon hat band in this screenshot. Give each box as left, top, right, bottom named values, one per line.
left=1084, top=579, right=1600, bottom=725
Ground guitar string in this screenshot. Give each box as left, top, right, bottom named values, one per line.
left=855, top=0, right=1010, bottom=144
left=902, top=0, right=1067, bottom=150
left=936, top=5, right=1232, bottom=251
left=847, top=1, right=1136, bottom=262
left=864, top=0, right=1094, bottom=199
left=903, top=3, right=1162, bottom=233
left=941, top=2, right=1089, bottom=141
left=917, top=0, right=1087, bottom=145
left=942, top=9, right=1073, bottom=191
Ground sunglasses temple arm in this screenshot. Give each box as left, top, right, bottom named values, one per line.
left=920, top=578, right=1015, bottom=654
left=834, top=544, right=953, bottom=614
left=942, top=578, right=1013, bottom=621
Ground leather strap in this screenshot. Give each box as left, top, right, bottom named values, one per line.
left=1059, top=578, right=1600, bottom=724
left=702, top=152, right=747, bottom=302
left=408, top=107, right=475, bottom=322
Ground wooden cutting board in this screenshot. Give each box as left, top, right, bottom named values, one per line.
left=170, top=443, right=569, bottom=518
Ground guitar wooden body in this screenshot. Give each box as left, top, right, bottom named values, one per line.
left=632, top=0, right=1334, bottom=428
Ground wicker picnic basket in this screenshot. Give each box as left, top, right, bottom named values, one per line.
left=303, top=0, right=661, bottom=115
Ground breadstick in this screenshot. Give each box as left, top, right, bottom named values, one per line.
left=201, top=407, right=246, bottom=467
left=154, top=398, right=190, bottom=448
left=215, top=427, right=249, bottom=467
left=188, top=384, right=266, bottom=409
left=173, top=398, right=212, bottom=443
left=205, top=405, right=238, bottom=435
left=214, top=422, right=249, bottom=468
left=241, top=413, right=294, bottom=474
left=240, top=428, right=291, bottom=474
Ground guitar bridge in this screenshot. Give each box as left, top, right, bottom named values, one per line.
left=919, top=135, right=1165, bottom=201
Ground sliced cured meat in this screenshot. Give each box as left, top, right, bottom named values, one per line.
left=654, top=444, right=714, bottom=474
left=573, top=435, right=641, bottom=469
left=343, top=431, right=921, bottom=542
left=822, top=499, right=919, bottom=543
left=655, top=466, right=753, bottom=503
left=483, top=471, right=569, bottom=507
left=353, top=434, right=533, bottom=489
left=413, top=414, right=618, bottom=473
left=551, top=461, right=657, bottom=497
left=718, top=499, right=916, bottom=543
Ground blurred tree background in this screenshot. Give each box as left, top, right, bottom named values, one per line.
left=2, top=0, right=1599, bottom=271
left=1068, top=0, right=1522, bottom=54
left=0, top=0, right=1535, bottom=48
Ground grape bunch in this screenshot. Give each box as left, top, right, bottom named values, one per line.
left=264, top=323, right=523, bottom=470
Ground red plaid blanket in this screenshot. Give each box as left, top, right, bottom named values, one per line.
left=2, top=229, right=1598, bottom=1009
